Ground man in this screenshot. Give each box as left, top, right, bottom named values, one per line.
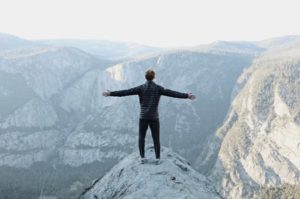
left=103, top=69, right=195, bottom=165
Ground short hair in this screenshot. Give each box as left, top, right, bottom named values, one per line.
left=145, top=69, right=155, bottom=81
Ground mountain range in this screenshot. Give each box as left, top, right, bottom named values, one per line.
left=0, top=32, right=299, bottom=199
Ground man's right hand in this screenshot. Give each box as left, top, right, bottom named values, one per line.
left=188, top=93, right=196, bottom=100
left=102, top=90, right=111, bottom=97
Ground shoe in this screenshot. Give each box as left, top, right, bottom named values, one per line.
left=141, top=158, right=146, bottom=164
left=155, top=159, right=160, bottom=165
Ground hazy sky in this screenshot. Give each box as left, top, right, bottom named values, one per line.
left=0, top=0, right=299, bottom=47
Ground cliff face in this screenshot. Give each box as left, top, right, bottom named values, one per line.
left=80, top=147, right=221, bottom=199
left=196, top=49, right=300, bottom=198
left=0, top=46, right=109, bottom=168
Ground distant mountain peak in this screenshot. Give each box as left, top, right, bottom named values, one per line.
left=0, top=32, right=44, bottom=53
left=39, top=39, right=162, bottom=61
left=0, top=32, right=22, bottom=39
left=80, top=146, right=221, bottom=199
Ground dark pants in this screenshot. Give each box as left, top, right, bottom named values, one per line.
left=139, top=118, right=160, bottom=159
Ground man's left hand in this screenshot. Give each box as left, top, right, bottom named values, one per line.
left=102, top=90, right=111, bottom=97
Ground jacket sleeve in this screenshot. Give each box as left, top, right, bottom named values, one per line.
left=159, top=86, right=188, bottom=98
left=110, top=86, right=141, bottom=97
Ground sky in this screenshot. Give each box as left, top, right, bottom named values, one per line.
left=0, top=0, right=299, bottom=47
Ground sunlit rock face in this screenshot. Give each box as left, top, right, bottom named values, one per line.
left=196, top=49, right=300, bottom=198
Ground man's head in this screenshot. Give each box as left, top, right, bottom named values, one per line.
left=145, top=69, right=155, bottom=81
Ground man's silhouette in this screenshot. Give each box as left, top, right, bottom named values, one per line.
left=103, top=69, right=195, bottom=164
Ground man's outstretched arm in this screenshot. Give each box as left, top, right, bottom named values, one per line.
left=102, top=86, right=141, bottom=97
left=160, top=87, right=196, bottom=100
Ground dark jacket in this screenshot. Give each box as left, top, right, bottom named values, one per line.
left=110, top=80, right=188, bottom=119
